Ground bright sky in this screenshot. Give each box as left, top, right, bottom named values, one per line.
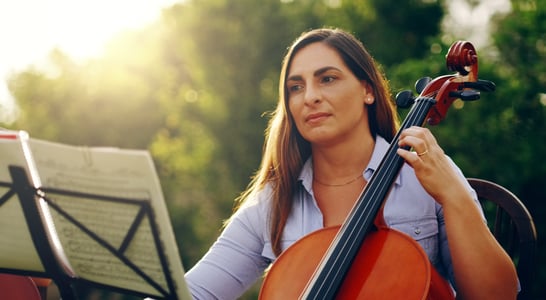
left=444, top=0, right=511, bottom=47
left=0, top=0, right=180, bottom=123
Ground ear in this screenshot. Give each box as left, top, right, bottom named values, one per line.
left=361, top=80, right=374, bottom=105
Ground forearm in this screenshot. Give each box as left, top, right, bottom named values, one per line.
left=441, top=184, right=518, bottom=300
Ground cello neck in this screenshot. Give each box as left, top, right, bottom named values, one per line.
left=301, top=96, right=437, bottom=299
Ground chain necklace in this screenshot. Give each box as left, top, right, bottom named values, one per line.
left=313, top=173, right=363, bottom=187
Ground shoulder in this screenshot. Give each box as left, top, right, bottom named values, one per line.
left=237, top=183, right=274, bottom=213
left=229, top=184, right=274, bottom=233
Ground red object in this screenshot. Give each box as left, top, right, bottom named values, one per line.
left=0, top=274, right=41, bottom=300
left=260, top=226, right=454, bottom=299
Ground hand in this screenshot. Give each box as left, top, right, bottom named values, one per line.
left=396, top=126, right=467, bottom=205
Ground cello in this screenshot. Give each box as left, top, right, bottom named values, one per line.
left=259, top=41, right=495, bottom=299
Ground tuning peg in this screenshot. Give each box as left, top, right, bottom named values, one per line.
left=396, top=90, right=415, bottom=108
left=415, top=77, right=432, bottom=94
left=449, top=90, right=481, bottom=101
left=464, top=80, right=496, bottom=92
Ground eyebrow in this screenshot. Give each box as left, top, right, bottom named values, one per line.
left=286, top=66, right=342, bottom=82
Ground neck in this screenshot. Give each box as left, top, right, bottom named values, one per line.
left=312, top=134, right=375, bottom=183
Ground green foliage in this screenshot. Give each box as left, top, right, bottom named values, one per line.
left=3, top=0, right=545, bottom=298
left=343, top=0, right=444, bottom=66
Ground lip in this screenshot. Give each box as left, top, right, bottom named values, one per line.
left=305, top=112, right=331, bottom=123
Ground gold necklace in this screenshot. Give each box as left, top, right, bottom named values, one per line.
left=313, top=173, right=363, bottom=187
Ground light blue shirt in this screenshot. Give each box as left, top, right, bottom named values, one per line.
left=185, top=136, right=480, bottom=300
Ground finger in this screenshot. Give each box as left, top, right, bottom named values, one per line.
left=398, top=134, right=428, bottom=156
left=399, top=126, right=429, bottom=138
left=416, top=148, right=429, bottom=157
left=397, top=147, right=422, bottom=167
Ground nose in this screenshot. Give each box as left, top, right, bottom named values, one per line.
left=303, top=82, right=321, bottom=105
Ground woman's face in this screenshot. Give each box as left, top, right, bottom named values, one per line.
left=286, top=42, right=374, bottom=146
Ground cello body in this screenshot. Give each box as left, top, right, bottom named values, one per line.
left=259, top=226, right=454, bottom=300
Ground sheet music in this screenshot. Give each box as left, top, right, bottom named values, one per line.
left=28, top=138, right=191, bottom=299
left=0, top=131, right=44, bottom=273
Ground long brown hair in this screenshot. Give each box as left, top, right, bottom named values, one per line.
left=234, top=28, right=399, bottom=256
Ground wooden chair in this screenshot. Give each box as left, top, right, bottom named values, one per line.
left=467, top=178, right=537, bottom=300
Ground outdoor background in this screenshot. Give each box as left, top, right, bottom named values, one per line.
left=1, top=0, right=544, bottom=299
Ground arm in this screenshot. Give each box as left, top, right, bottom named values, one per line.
left=185, top=202, right=271, bottom=300
left=397, top=127, right=518, bottom=300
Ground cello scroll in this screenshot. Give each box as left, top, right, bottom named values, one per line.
left=396, top=41, right=495, bottom=125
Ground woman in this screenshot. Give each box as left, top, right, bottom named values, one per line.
left=185, top=28, right=518, bottom=299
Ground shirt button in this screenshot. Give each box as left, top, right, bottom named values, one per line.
left=414, top=228, right=421, bottom=235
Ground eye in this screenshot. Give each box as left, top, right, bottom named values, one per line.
left=321, top=75, right=336, bottom=84
left=287, top=83, right=303, bottom=93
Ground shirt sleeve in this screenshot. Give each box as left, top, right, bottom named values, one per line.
left=184, top=195, right=272, bottom=300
